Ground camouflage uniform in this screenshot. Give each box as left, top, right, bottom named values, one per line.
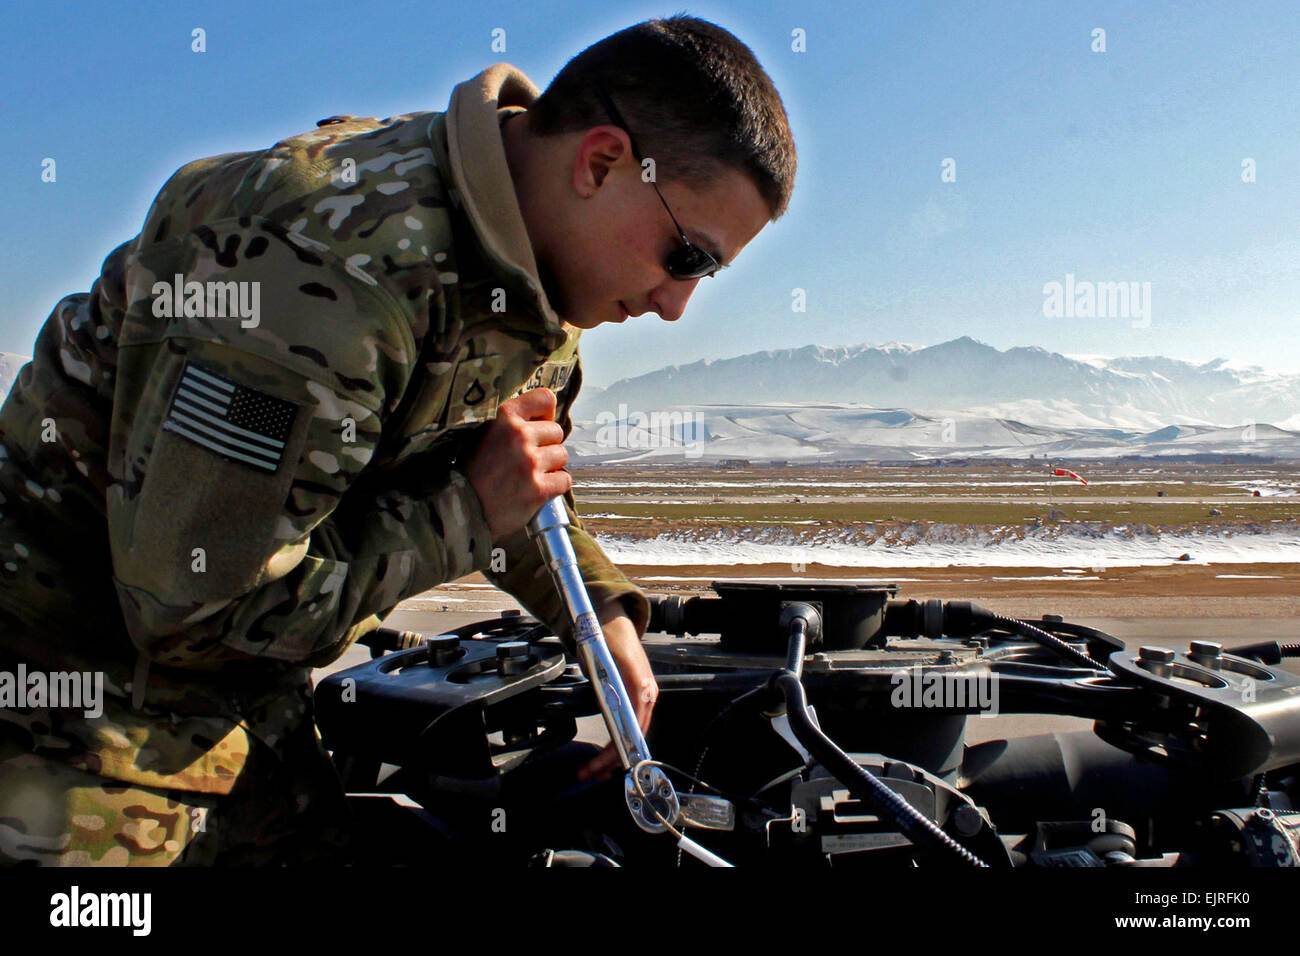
left=0, top=64, right=649, bottom=865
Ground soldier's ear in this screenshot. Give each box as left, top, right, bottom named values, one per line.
left=571, top=126, right=631, bottom=196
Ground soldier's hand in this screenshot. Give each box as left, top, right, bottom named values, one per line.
left=464, top=387, right=571, bottom=544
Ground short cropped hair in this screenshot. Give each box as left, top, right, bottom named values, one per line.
left=528, top=15, right=797, bottom=219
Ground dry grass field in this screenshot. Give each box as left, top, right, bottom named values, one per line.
left=557, top=461, right=1300, bottom=617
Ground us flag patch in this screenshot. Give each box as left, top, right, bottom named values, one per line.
left=162, top=360, right=297, bottom=473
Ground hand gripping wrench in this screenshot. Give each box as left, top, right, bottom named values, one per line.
left=527, top=497, right=681, bottom=834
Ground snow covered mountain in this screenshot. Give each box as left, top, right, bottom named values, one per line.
left=570, top=338, right=1300, bottom=462
left=574, top=337, right=1300, bottom=430
left=568, top=403, right=1300, bottom=462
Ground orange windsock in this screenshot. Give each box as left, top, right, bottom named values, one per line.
left=1052, top=468, right=1088, bottom=485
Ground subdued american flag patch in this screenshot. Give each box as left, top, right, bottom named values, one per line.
left=162, top=360, right=297, bottom=473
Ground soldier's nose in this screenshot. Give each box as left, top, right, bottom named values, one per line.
left=652, top=278, right=700, bottom=323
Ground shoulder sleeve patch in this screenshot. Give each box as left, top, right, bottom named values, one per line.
left=162, top=360, right=298, bottom=473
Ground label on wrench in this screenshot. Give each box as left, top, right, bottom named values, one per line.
left=573, top=612, right=603, bottom=646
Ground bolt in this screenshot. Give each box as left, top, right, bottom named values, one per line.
left=425, top=634, right=461, bottom=667
left=1188, top=640, right=1223, bottom=670
left=1137, top=646, right=1175, bottom=680
left=953, top=804, right=983, bottom=837
left=497, top=641, right=533, bottom=676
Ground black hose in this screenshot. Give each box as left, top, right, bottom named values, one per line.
left=1236, top=641, right=1300, bottom=664
left=769, top=671, right=988, bottom=867
left=940, top=602, right=1108, bottom=670
left=785, top=617, right=807, bottom=677
left=993, top=614, right=1108, bottom=672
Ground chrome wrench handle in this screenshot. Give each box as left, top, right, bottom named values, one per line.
left=526, top=496, right=680, bottom=833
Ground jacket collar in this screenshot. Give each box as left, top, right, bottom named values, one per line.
left=443, top=63, right=564, bottom=342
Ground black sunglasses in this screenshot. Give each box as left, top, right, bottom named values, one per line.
left=591, top=80, right=722, bottom=280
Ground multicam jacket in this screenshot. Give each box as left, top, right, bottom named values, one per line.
left=0, top=64, right=649, bottom=792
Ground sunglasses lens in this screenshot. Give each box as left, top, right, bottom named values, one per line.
left=667, top=244, right=719, bottom=280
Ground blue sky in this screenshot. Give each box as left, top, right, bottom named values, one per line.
left=3, top=0, right=1298, bottom=387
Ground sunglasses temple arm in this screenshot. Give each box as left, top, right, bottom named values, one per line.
left=593, top=79, right=711, bottom=269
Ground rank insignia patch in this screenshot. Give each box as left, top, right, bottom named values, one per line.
left=162, top=360, right=297, bottom=473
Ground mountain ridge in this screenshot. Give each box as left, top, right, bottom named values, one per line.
left=575, top=337, right=1298, bottom=429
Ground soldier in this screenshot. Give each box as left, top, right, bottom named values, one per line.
left=0, top=15, right=795, bottom=864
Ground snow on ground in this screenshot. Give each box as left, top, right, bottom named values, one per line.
left=598, top=523, right=1300, bottom=568
left=989, top=575, right=1101, bottom=581
left=1227, top=479, right=1300, bottom=497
